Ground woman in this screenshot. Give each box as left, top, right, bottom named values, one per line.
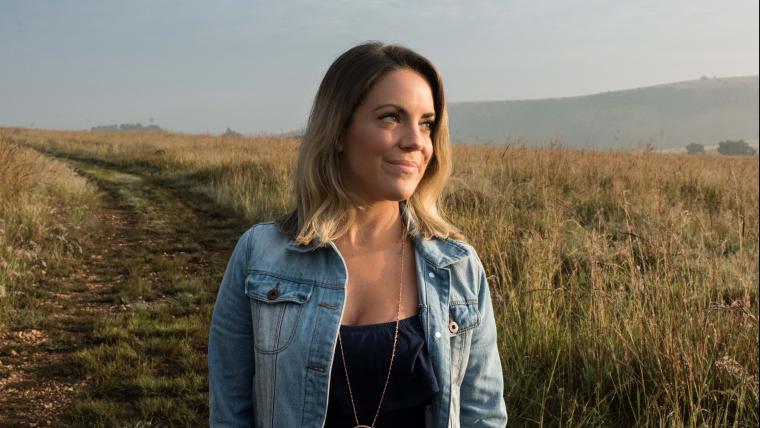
left=208, top=42, right=507, bottom=428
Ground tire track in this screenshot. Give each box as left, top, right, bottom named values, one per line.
left=0, top=155, right=249, bottom=426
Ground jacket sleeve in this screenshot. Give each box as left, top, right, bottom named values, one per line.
left=208, top=227, right=256, bottom=427
left=459, top=251, right=508, bottom=427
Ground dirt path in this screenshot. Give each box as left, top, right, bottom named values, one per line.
left=0, top=156, right=249, bottom=426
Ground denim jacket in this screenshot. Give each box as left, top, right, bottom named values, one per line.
left=208, top=219, right=508, bottom=427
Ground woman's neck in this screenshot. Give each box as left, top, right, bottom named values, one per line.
left=337, top=200, right=403, bottom=249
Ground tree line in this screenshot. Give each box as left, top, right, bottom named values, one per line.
left=686, top=139, right=757, bottom=156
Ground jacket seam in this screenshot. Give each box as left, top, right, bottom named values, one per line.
left=271, top=351, right=278, bottom=427
left=246, top=270, right=344, bottom=289
left=253, top=303, right=307, bottom=355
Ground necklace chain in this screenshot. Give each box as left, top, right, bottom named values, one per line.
left=337, top=222, right=405, bottom=428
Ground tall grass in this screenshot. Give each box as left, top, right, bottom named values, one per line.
left=0, top=133, right=100, bottom=334
left=3, top=127, right=758, bottom=426
left=446, top=145, right=758, bottom=426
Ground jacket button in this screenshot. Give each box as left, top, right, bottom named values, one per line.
left=266, top=288, right=279, bottom=300
left=449, top=321, right=459, bottom=334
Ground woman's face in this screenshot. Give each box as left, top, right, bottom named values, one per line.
left=339, top=68, right=436, bottom=204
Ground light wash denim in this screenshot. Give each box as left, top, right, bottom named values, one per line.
left=208, top=219, right=508, bottom=427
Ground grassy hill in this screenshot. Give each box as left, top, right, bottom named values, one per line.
left=449, top=75, right=759, bottom=150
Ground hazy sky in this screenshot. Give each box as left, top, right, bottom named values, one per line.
left=1, top=1, right=758, bottom=134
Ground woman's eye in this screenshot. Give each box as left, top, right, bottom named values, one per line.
left=379, top=113, right=400, bottom=123
left=421, top=121, right=435, bottom=131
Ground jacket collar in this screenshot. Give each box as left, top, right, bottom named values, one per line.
left=285, top=205, right=468, bottom=268
left=285, top=233, right=467, bottom=268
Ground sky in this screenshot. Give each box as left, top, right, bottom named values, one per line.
left=1, top=0, right=758, bottom=135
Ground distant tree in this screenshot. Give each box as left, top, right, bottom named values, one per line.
left=686, top=143, right=705, bottom=154
left=91, top=122, right=163, bottom=133
left=91, top=124, right=120, bottom=132
left=717, top=140, right=756, bottom=156
left=222, top=127, right=242, bottom=137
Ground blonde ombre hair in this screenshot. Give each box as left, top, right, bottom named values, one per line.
left=276, top=42, right=466, bottom=246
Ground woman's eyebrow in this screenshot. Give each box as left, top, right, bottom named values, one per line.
left=373, top=103, right=436, bottom=119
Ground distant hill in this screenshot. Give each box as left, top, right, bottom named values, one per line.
left=448, top=76, right=759, bottom=150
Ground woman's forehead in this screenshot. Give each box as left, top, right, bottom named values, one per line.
left=363, top=69, right=435, bottom=112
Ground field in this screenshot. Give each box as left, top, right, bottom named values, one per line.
left=0, top=127, right=757, bottom=427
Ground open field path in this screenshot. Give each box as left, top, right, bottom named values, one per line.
left=0, top=153, right=250, bottom=426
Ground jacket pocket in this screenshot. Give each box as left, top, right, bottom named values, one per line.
left=448, top=302, right=481, bottom=386
left=245, top=273, right=313, bottom=354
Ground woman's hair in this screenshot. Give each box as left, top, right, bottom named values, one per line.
left=275, top=41, right=466, bottom=246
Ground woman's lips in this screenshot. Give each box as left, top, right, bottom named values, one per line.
left=386, top=160, right=418, bottom=173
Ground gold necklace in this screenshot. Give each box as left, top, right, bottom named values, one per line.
left=337, top=222, right=405, bottom=428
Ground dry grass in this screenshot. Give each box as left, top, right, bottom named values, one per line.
left=3, top=127, right=758, bottom=426
left=0, top=132, right=100, bottom=333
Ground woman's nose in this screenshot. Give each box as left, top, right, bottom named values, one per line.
left=399, top=122, right=427, bottom=150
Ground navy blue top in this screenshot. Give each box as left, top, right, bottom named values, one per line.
left=325, top=313, right=440, bottom=427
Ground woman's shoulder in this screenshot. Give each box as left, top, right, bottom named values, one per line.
left=233, top=221, right=296, bottom=253
left=415, top=234, right=481, bottom=265
left=239, top=220, right=289, bottom=239
left=413, top=235, right=486, bottom=289
left=443, top=237, right=479, bottom=258
left=422, top=236, right=490, bottom=311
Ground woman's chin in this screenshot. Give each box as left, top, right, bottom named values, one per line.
left=388, top=179, right=422, bottom=200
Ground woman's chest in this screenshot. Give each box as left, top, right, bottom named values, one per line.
left=242, top=247, right=483, bottom=428
left=338, top=244, right=420, bottom=326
